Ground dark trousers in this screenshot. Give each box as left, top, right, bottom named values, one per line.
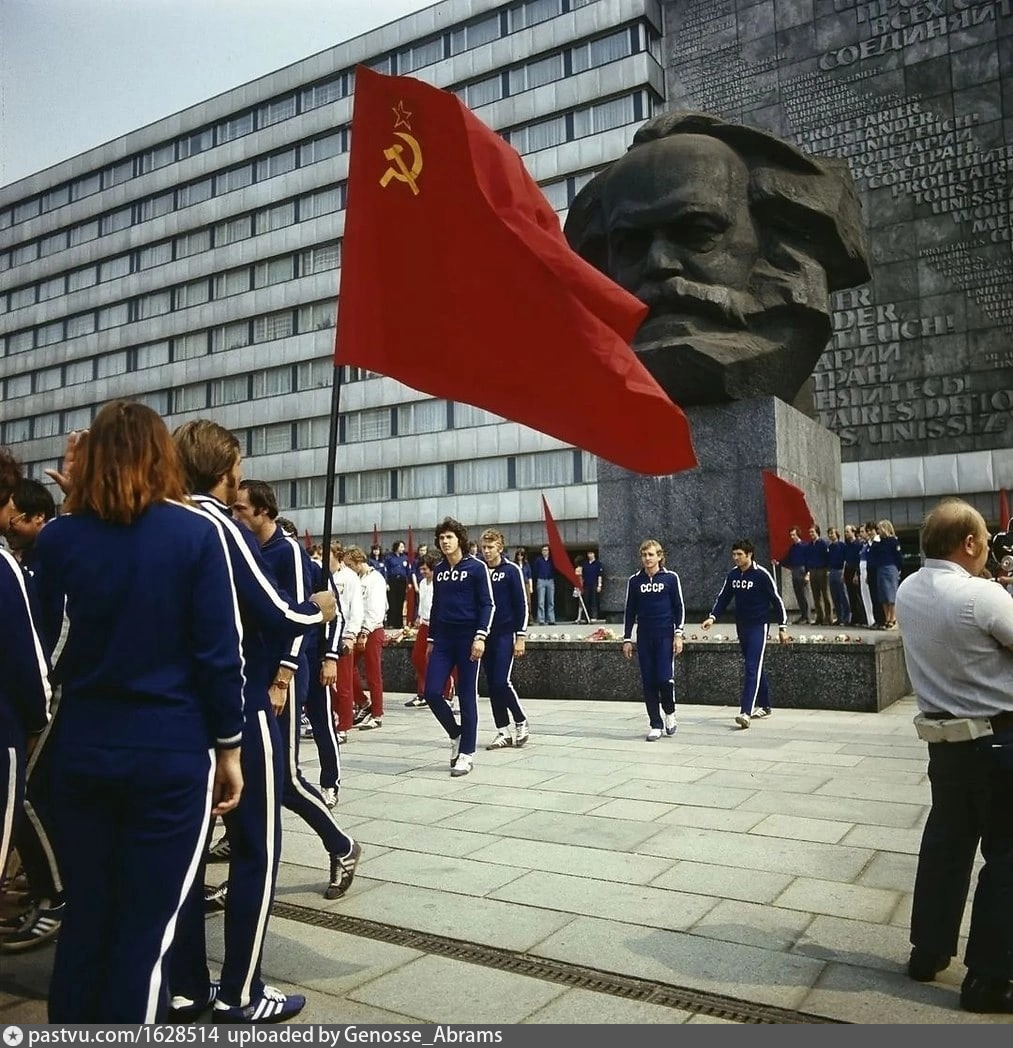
left=844, top=565, right=865, bottom=625
left=737, top=623, right=771, bottom=715
left=810, top=568, right=831, bottom=624
left=170, top=706, right=284, bottom=1009
left=911, top=729, right=1013, bottom=979
left=387, top=576, right=407, bottom=628
left=790, top=568, right=809, bottom=621
left=12, top=718, right=62, bottom=903
left=636, top=630, right=676, bottom=729
left=1, top=726, right=27, bottom=882
left=304, top=671, right=341, bottom=790
left=425, top=631, right=481, bottom=755
left=49, top=743, right=212, bottom=1023
left=484, top=631, right=526, bottom=729
left=828, top=568, right=850, bottom=625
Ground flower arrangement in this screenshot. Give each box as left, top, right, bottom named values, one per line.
left=585, top=627, right=619, bottom=641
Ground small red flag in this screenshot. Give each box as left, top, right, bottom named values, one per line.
left=762, top=471, right=816, bottom=563
left=371, top=522, right=380, bottom=547
left=406, top=524, right=416, bottom=623
left=541, top=495, right=582, bottom=590
left=1000, top=488, right=1010, bottom=529
left=303, top=528, right=313, bottom=551
left=335, top=67, right=697, bottom=476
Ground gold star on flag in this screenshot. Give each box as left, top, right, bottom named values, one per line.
left=392, top=101, right=412, bottom=130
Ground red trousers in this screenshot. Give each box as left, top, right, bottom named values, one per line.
left=352, top=627, right=384, bottom=717
left=332, top=655, right=354, bottom=731
left=411, top=623, right=457, bottom=698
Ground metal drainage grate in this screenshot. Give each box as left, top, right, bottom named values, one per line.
left=271, top=900, right=845, bottom=1025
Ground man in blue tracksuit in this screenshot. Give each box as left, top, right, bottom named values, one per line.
left=234, top=481, right=362, bottom=906
left=531, top=545, right=556, bottom=625
left=784, top=527, right=810, bottom=624
left=169, top=421, right=337, bottom=1024
left=622, top=539, right=685, bottom=742
left=479, top=528, right=530, bottom=751
left=424, top=517, right=495, bottom=778
left=702, top=538, right=789, bottom=729
left=805, top=524, right=832, bottom=626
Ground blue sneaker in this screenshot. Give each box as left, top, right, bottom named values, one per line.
left=213, top=985, right=306, bottom=1024
left=168, top=981, right=219, bottom=1022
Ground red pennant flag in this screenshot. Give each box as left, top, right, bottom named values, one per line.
left=335, top=67, right=697, bottom=477
left=371, top=522, right=380, bottom=547
left=303, top=528, right=313, bottom=551
left=1000, top=488, right=1010, bottom=529
left=541, top=495, right=582, bottom=590
left=762, top=470, right=816, bottom=563
left=405, top=524, right=416, bottom=623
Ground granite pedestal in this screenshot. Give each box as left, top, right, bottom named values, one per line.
left=597, top=397, right=844, bottom=618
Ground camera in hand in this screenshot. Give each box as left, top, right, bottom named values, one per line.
left=989, top=522, right=1013, bottom=575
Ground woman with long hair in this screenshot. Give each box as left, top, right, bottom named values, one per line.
left=33, top=401, right=244, bottom=1022
left=871, top=519, right=904, bottom=629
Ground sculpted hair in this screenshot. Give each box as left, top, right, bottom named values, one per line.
left=0, top=447, right=22, bottom=507
left=64, top=401, right=188, bottom=524
left=239, top=479, right=278, bottom=519
left=173, top=419, right=240, bottom=494
left=12, top=479, right=56, bottom=521
left=921, top=499, right=983, bottom=560
left=435, top=516, right=469, bottom=549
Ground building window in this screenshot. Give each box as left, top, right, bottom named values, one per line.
left=300, top=185, right=344, bottom=220
left=513, top=114, right=566, bottom=154
left=66, top=313, right=96, bottom=338
left=12, top=243, right=37, bottom=266
left=302, top=132, right=343, bottom=165
left=42, top=184, right=72, bottom=211
left=211, top=375, right=249, bottom=406
left=135, top=341, right=170, bottom=369
left=179, top=127, right=214, bottom=159
left=96, top=350, right=128, bottom=377
left=257, top=201, right=295, bottom=233
left=101, top=254, right=131, bottom=281
left=301, top=77, right=346, bottom=111
left=72, top=171, right=102, bottom=200
left=34, top=413, right=62, bottom=439
left=255, top=257, right=294, bottom=288
left=397, top=399, right=446, bottom=434
left=67, top=267, right=98, bottom=293
left=134, top=289, right=172, bottom=320
left=216, top=215, right=253, bottom=246
left=215, top=164, right=253, bottom=194
left=35, top=366, right=63, bottom=392
left=540, top=179, right=569, bottom=211
left=172, top=332, right=207, bottom=361
left=63, top=406, right=93, bottom=431
left=398, top=36, right=444, bottom=73
left=5, top=373, right=31, bottom=399
left=173, top=383, right=208, bottom=413
left=297, top=358, right=331, bottom=389
left=297, top=301, right=336, bottom=331
left=9, top=286, right=35, bottom=310
left=295, top=417, right=329, bottom=449
left=6, top=330, right=34, bottom=354
left=300, top=242, right=340, bottom=273
left=139, top=142, right=176, bottom=173
left=212, top=321, right=251, bottom=353
left=39, top=231, right=67, bottom=257
left=450, top=11, right=501, bottom=54
left=136, top=390, right=170, bottom=414
left=253, top=311, right=294, bottom=342
left=398, top=463, right=446, bottom=498
left=342, top=469, right=390, bottom=504
left=176, top=228, right=211, bottom=257
left=251, top=366, right=293, bottom=398
left=139, top=241, right=173, bottom=269
left=250, top=422, right=294, bottom=456
left=515, top=449, right=573, bottom=488
left=571, top=28, right=632, bottom=74
left=256, top=148, right=297, bottom=181
left=510, top=0, right=561, bottom=31
left=69, top=219, right=100, bottom=247
left=572, top=94, right=637, bottom=137
left=65, top=358, right=94, bottom=385
left=214, top=267, right=251, bottom=299
left=3, top=417, right=32, bottom=443
left=101, top=207, right=132, bottom=235
left=294, top=477, right=326, bottom=508
left=467, top=75, right=503, bottom=108
left=176, top=278, right=211, bottom=309
left=258, top=95, right=297, bottom=128
left=218, top=111, right=254, bottom=143
left=343, top=407, right=390, bottom=443
left=177, top=178, right=213, bottom=208
left=37, top=321, right=64, bottom=347
left=139, top=192, right=174, bottom=221
left=98, top=303, right=128, bottom=330
left=13, top=198, right=41, bottom=223
left=454, top=457, right=509, bottom=493
left=509, top=52, right=563, bottom=94
left=103, top=159, right=133, bottom=188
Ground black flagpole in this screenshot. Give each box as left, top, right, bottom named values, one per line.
left=320, top=360, right=344, bottom=578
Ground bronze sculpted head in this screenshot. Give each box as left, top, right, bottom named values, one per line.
left=564, top=113, right=870, bottom=407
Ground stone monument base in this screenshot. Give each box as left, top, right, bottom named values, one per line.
left=597, top=397, right=844, bottom=618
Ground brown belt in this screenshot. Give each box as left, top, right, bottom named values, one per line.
left=925, top=711, right=1013, bottom=733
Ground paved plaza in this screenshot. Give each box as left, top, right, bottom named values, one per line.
left=2, top=634, right=1010, bottom=1025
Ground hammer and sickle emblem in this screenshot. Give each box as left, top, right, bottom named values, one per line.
left=379, top=132, right=423, bottom=196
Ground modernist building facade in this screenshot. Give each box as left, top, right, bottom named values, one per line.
left=1, top=0, right=1008, bottom=553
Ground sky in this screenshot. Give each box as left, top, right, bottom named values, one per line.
left=0, top=0, right=437, bottom=188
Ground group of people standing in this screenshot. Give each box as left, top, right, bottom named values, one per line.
left=783, top=520, right=904, bottom=631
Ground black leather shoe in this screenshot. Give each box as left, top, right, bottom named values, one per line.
left=960, top=974, right=1013, bottom=1013
left=908, top=947, right=949, bottom=982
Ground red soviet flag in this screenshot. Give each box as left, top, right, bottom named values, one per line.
left=335, top=67, right=697, bottom=476
left=541, top=495, right=582, bottom=590
left=1000, top=488, right=1010, bottom=529
left=762, top=471, right=816, bottom=563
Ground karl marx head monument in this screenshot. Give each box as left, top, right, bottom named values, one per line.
left=564, top=113, right=871, bottom=407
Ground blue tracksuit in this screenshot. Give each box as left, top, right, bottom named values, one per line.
left=0, top=548, right=51, bottom=899
left=623, top=568, right=685, bottom=728
left=484, top=558, right=529, bottom=730
left=33, top=501, right=245, bottom=1023
left=425, top=554, right=495, bottom=756
left=259, top=525, right=353, bottom=862
left=170, top=496, right=325, bottom=1011
left=709, top=563, right=787, bottom=715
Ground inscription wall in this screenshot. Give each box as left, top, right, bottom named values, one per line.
left=665, top=0, right=1013, bottom=462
